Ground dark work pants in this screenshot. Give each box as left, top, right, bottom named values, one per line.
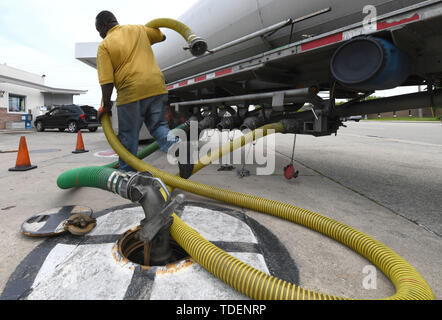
left=117, top=94, right=177, bottom=172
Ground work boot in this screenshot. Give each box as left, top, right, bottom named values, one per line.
left=175, top=141, right=194, bottom=179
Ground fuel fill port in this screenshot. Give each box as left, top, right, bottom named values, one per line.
left=116, top=226, right=189, bottom=268
left=117, top=171, right=187, bottom=267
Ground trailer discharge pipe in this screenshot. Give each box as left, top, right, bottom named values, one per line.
left=58, top=19, right=434, bottom=300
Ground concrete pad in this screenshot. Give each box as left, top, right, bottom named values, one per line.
left=2, top=203, right=290, bottom=300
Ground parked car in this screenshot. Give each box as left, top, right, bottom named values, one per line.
left=34, top=105, right=100, bottom=133
left=342, top=115, right=363, bottom=122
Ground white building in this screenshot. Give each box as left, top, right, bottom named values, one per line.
left=0, top=64, right=87, bottom=130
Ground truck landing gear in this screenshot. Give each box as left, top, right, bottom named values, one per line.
left=284, top=134, right=299, bottom=180
left=284, top=164, right=299, bottom=180
left=237, top=167, right=251, bottom=178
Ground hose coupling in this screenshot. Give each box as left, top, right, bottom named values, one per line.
left=118, top=171, right=170, bottom=204
left=107, top=170, right=132, bottom=196
left=188, top=36, right=208, bottom=57
left=138, top=193, right=185, bottom=243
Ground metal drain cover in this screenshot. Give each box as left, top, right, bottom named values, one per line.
left=21, top=206, right=93, bottom=237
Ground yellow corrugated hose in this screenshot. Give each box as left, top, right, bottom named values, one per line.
left=101, top=18, right=434, bottom=300
left=101, top=114, right=434, bottom=300
left=191, top=126, right=277, bottom=176
left=146, top=18, right=196, bottom=43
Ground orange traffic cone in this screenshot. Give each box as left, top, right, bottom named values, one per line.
left=9, top=136, right=37, bottom=171
left=72, top=131, right=89, bottom=154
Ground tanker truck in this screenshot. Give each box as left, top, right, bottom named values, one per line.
left=76, top=0, right=442, bottom=137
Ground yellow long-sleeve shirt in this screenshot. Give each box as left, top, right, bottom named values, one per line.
left=97, top=24, right=168, bottom=106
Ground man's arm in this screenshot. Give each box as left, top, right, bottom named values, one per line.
left=145, top=27, right=166, bottom=44
left=101, top=83, right=114, bottom=109
left=99, top=83, right=114, bottom=120
left=97, top=43, right=115, bottom=119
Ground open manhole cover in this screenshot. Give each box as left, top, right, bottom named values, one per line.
left=115, top=226, right=188, bottom=268
left=21, top=206, right=93, bottom=237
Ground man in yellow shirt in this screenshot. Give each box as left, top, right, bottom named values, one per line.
left=95, top=11, right=193, bottom=177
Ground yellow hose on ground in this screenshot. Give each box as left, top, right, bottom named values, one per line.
left=192, top=124, right=282, bottom=176
left=101, top=114, right=434, bottom=300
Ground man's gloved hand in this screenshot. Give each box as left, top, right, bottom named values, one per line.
left=98, top=105, right=112, bottom=121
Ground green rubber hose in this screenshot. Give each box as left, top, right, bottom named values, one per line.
left=57, top=166, right=117, bottom=190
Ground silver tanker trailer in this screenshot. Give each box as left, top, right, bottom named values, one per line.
left=156, top=0, right=442, bottom=136
left=75, top=0, right=442, bottom=136
left=157, top=0, right=427, bottom=83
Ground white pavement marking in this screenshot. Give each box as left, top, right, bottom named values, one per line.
left=89, top=207, right=145, bottom=236
left=28, top=243, right=134, bottom=300
left=93, top=150, right=119, bottom=158
left=150, top=262, right=246, bottom=300
left=24, top=205, right=268, bottom=300
left=180, top=206, right=258, bottom=243
left=149, top=252, right=269, bottom=300
left=31, top=244, right=77, bottom=287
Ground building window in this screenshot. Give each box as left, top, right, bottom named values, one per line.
left=8, top=94, right=26, bottom=113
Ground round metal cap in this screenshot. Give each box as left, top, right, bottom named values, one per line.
left=21, top=206, right=93, bottom=237
left=331, top=37, right=384, bottom=85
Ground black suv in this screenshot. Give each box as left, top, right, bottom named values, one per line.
left=34, top=105, right=100, bottom=133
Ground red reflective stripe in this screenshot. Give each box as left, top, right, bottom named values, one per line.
left=179, top=81, right=188, bottom=87
left=301, top=33, right=343, bottom=51
left=377, top=13, right=419, bottom=30
left=195, top=75, right=207, bottom=82
left=215, top=68, right=233, bottom=77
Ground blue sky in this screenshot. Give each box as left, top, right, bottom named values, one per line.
left=0, top=0, right=199, bottom=107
